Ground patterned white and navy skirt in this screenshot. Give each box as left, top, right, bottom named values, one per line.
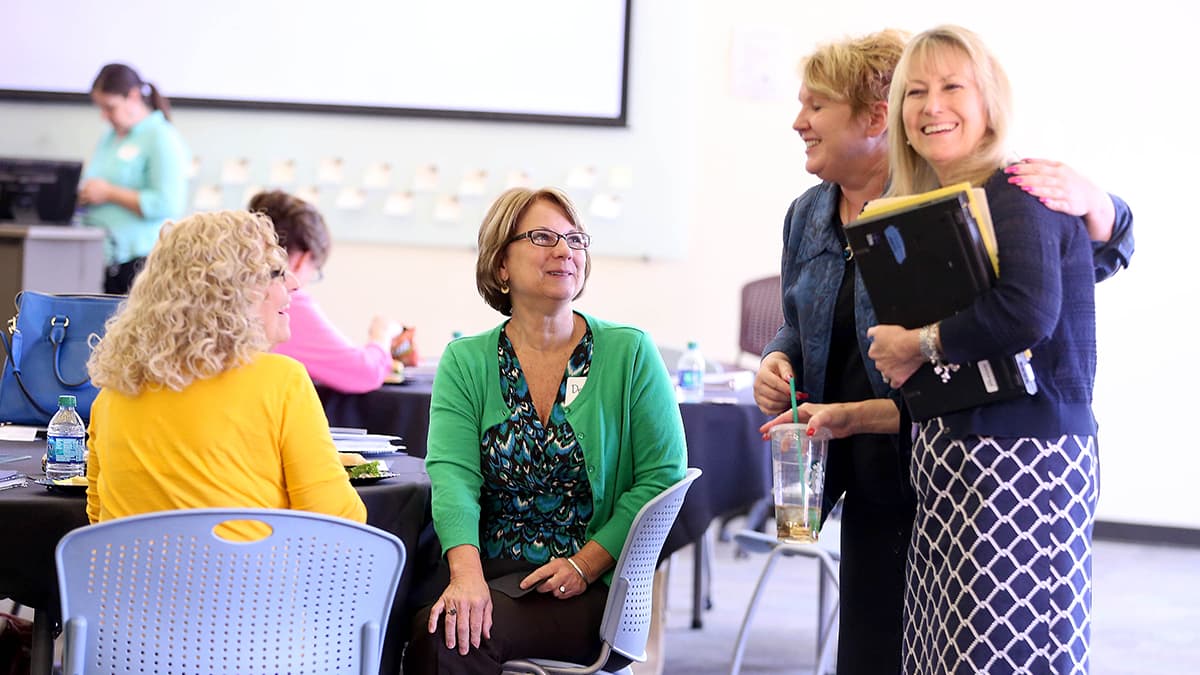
left=903, top=419, right=1098, bottom=674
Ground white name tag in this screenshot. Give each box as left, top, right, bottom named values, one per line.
left=564, top=376, right=587, bottom=406
left=117, top=143, right=140, bottom=161
left=977, top=360, right=998, bottom=393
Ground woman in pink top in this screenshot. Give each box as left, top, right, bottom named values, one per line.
left=250, top=190, right=404, bottom=393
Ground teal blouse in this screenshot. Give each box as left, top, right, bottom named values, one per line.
left=479, top=326, right=594, bottom=563
left=82, top=110, right=190, bottom=264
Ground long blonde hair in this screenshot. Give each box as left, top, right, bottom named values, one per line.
left=88, top=210, right=287, bottom=395
left=886, top=25, right=1013, bottom=195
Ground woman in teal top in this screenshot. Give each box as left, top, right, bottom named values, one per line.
left=405, top=187, right=687, bottom=674
left=79, top=63, right=189, bottom=294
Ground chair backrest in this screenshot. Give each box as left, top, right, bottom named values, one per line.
left=599, top=468, right=702, bottom=663
left=55, top=508, right=405, bottom=675
left=739, top=275, right=784, bottom=359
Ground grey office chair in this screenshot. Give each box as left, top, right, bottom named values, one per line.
left=738, top=275, right=785, bottom=367
left=56, top=508, right=406, bottom=675
left=503, top=468, right=703, bottom=675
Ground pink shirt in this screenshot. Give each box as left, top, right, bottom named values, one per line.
left=273, top=288, right=392, bottom=393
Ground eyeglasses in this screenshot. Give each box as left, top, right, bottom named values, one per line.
left=508, top=228, right=591, bottom=250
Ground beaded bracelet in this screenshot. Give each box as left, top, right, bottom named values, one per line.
left=919, top=323, right=959, bottom=383
left=919, top=323, right=941, bottom=361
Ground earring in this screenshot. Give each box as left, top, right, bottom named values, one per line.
left=500, top=282, right=510, bottom=294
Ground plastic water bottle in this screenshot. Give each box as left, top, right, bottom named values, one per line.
left=46, top=395, right=87, bottom=482
left=677, top=341, right=706, bottom=403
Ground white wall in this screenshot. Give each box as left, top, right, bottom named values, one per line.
left=1, top=0, right=1194, bottom=530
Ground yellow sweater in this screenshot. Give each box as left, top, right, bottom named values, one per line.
left=86, top=353, right=366, bottom=525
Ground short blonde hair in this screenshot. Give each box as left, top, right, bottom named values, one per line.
left=88, top=210, right=287, bottom=395
left=801, top=29, right=908, bottom=115
left=887, top=25, right=1013, bottom=195
left=475, top=187, right=591, bottom=316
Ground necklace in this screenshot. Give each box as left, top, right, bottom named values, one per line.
left=837, top=195, right=852, bottom=225
left=838, top=195, right=855, bottom=261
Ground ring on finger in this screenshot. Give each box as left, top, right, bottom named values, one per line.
left=447, top=607, right=457, bottom=616
left=559, top=585, right=567, bottom=594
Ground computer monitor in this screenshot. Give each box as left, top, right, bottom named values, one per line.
left=0, top=157, right=83, bottom=225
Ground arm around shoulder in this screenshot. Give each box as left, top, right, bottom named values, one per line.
left=1092, top=193, right=1134, bottom=282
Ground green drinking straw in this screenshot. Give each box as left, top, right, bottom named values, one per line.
left=788, top=375, right=800, bottom=424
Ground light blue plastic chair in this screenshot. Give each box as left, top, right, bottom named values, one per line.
left=55, top=508, right=405, bottom=675
left=503, top=468, right=703, bottom=675
left=728, top=512, right=842, bottom=675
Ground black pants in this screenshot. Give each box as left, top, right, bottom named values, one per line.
left=104, top=257, right=145, bottom=295
left=824, top=434, right=916, bottom=675
left=403, top=559, right=608, bottom=675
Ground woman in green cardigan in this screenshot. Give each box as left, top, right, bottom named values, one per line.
left=404, top=187, right=687, bottom=674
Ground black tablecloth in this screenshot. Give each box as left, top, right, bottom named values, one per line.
left=665, top=399, right=772, bottom=555
left=318, top=379, right=433, bottom=458
left=316, top=382, right=772, bottom=560
left=0, top=439, right=430, bottom=675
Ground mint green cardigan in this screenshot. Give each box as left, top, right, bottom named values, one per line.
left=426, top=313, right=688, bottom=565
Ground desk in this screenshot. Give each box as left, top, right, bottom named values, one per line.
left=0, top=224, right=105, bottom=307
left=317, top=380, right=772, bottom=628
left=0, top=439, right=430, bottom=675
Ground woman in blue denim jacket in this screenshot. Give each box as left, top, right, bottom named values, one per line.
left=752, top=30, right=1133, bottom=675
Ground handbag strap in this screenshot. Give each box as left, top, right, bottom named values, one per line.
left=48, top=316, right=90, bottom=388
left=0, top=329, right=54, bottom=419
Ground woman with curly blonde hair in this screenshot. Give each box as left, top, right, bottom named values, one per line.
left=84, top=210, right=365, bottom=526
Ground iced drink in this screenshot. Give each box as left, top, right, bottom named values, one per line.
left=770, top=423, right=829, bottom=543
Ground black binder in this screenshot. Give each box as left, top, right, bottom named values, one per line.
left=845, top=189, right=1036, bottom=421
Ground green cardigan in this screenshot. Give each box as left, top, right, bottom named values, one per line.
left=426, top=313, right=688, bottom=566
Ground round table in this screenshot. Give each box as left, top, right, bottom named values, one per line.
left=0, top=438, right=430, bottom=675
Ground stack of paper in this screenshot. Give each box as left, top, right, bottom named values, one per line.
left=0, top=425, right=40, bottom=442
left=332, top=430, right=406, bottom=456
left=703, top=370, right=755, bottom=391
left=0, top=469, right=28, bottom=492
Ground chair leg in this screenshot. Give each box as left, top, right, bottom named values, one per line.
left=728, top=548, right=786, bottom=675
left=691, top=536, right=704, bottom=629
left=815, top=561, right=840, bottom=675
left=701, top=526, right=715, bottom=612
left=816, top=618, right=839, bottom=675
left=816, top=565, right=828, bottom=658
left=630, top=567, right=669, bottom=675
left=31, top=610, right=55, bottom=675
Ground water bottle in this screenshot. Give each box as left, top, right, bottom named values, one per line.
left=46, top=395, right=87, bottom=482
left=677, top=341, right=706, bottom=403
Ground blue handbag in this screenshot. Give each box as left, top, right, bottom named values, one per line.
left=0, top=291, right=123, bottom=425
